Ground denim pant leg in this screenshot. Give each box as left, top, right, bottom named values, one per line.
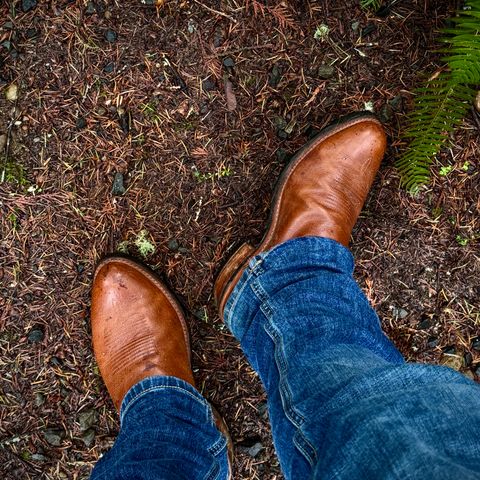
left=224, top=237, right=480, bottom=480
left=90, top=376, right=230, bottom=480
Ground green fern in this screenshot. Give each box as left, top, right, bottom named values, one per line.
left=397, top=1, right=480, bottom=192
left=360, top=0, right=383, bottom=10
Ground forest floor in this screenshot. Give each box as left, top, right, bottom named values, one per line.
left=0, top=0, right=479, bottom=478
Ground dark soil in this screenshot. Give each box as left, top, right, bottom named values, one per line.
left=0, top=1, right=479, bottom=479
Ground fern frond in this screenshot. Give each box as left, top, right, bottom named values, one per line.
left=397, top=0, right=480, bottom=192
left=360, top=0, right=382, bottom=10
left=441, top=7, right=480, bottom=84
left=397, top=76, right=475, bottom=191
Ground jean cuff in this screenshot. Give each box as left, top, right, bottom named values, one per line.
left=119, top=376, right=209, bottom=426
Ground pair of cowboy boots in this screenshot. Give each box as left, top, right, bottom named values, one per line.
left=91, top=114, right=387, bottom=467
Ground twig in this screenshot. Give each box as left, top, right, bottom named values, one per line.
left=192, top=0, right=237, bottom=23
left=0, top=96, right=19, bottom=183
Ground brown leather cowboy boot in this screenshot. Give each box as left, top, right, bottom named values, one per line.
left=214, top=113, right=387, bottom=319
left=91, top=256, right=234, bottom=474
left=91, top=256, right=195, bottom=410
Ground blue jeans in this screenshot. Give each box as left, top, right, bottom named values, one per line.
left=91, top=237, right=480, bottom=479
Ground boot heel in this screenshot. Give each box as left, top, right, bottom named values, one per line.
left=214, top=243, right=254, bottom=311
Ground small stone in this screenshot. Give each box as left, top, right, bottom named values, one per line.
left=43, top=428, right=64, bottom=446
left=257, top=402, right=268, bottom=420
left=50, top=356, right=63, bottom=367
left=78, top=409, right=97, bottom=432
left=464, top=352, right=473, bottom=367
left=31, top=453, right=47, bottom=461
left=103, top=62, right=115, bottom=73
left=223, top=57, right=235, bottom=68
left=202, top=78, right=216, bottom=92
left=3, top=21, right=14, bottom=30
left=351, top=21, right=360, bottom=32
left=389, top=95, right=404, bottom=112
left=361, top=23, right=377, bottom=37
left=34, top=392, right=46, bottom=406
left=104, top=29, right=117, bottom=43
left=0, top=134, right=7, bottom=151
left=187, top=18, right=197, bottom=34
left=442, top=345, right=456, bottom=355
left=26, top=28, right=38, bottom=39
left=427, top=336, right=438, bottom=349
left=269, top=64, right=282, bottom=88
left=276, top=148, right=289, bottom=163
left=76, top=263, right=85, bottom=274
left=28, top=327, right=44, bottom=343
left=274, top=116, right=287, bottom=136
left=317, top=64, right=335, bottom=79
left=193, top=308, right=207, bottom=322
left=81, top=428, right=95, bottom=447
left=392, top=307, right=408, bottom=320
left=247, top=442, right=263, bottom=458
left=376, top=5, right=393, bottom=17
left=440, top=354, right=463, bottom=371
left=118, top=110, right=130, bottom=134
left=111, top=172, right=126, bottom=196
left=5, top=83, right=18, bottom=101
left=472, top=337, right=480, bottom=351
left=379, top=104, right=393, bottom=123
left=417, top=318, right=431, bottom=330
left=76, top=116, right=87, bottom=129
left=167, top=239, right=179, bottom=251
left=214, top=28, right=223, bottom=48
left=178, top=246, right=189, bottom=254
left=94, top=2, right=105, bottom=13
left=97, top=107, right=106, bottom=115
left=85, top=2, right=95, bottom=14
left=21, top=0, right=37, bottom=13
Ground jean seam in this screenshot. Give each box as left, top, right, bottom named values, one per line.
left=205, top=439, right=228, bottom=480
left=225, top=257, right=265, bottom=332
left=121, top=385, right=208, bottom=424
left=251, top=268, right=319, bottom=467
left=225, top=268, right=254, bottom=328
left=263, top=317, right=318, bottom=466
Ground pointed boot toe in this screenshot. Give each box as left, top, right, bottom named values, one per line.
left=91, top=256, right=194, bottom=410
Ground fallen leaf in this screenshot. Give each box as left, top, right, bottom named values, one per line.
left=224, top=79, right=237, bottom=111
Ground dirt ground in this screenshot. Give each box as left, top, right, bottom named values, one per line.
left=0, top=0, right=479, bottom=478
